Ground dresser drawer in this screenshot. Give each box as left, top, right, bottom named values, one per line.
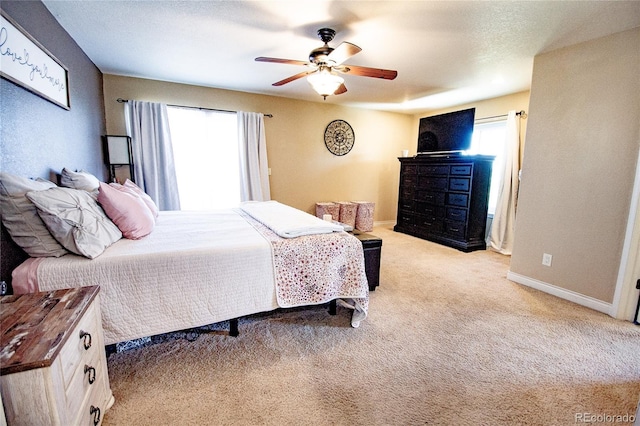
left=402, top=164, right=418, bottom=175
left=446, top=207, right=468, bottom=222
left=416, top=190, right=445, bottom=206
left=450, top=165, right=472, bottom=175
left=418, top=165, right=449, bottom=175
left=445, top=221, right=466, bottom=238
left=416, top=202, right=444, bottom=218
left=401, top=174, right=416, bottom=186
left=398, top=213, right=415, bottom=226
left=449, top=178, right=470, bottom=192
left=447, top=193, right=469, bottom=207
left=398, top=199, right=414, bottom=211
left=416, top=216, right=443, bottom=233
left=400, top=186, right=414, bottom=199
left=417, top=176, right=448, bottom=190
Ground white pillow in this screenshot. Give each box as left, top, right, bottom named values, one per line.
left=0, top=172, right=68, bottom=257
left=60, top=168, right=100, bottom=198
left=26, top=187, right=122, bottom=259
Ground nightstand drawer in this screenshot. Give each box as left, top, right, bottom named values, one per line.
left=74, top=381, right=110, bottom=426
left=65, top=331, right=109, bottom=421
left=59, top=301, right=102, bottom=389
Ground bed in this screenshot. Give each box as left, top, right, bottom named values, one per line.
left=9, top=201, right=369, bottom=345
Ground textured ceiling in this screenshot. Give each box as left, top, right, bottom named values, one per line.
left=42, top=0, right=640, bottom=114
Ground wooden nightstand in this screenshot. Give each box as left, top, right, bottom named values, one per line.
left=0, top=286, right=114, bottom=425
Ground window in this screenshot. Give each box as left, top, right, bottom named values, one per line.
left=166, top=107, right=240, bottom=210
left=465, top=120, right=507, bottom=215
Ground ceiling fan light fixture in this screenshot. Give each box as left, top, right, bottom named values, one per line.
left=307, top=68, right=344, bottom=99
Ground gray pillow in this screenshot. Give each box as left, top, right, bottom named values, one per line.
left=26, top=187, right=122, bottom=259
left=0, top=172, right=68, bottom=257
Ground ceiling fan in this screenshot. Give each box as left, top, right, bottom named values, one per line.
left=255, top=28, right=398, bottom=99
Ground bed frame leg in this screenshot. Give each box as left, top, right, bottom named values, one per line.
left=329, top=299, right=337, bottom=315
left=229, top=318, right=239, bottom=337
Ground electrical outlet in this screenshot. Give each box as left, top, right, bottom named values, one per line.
left=542, top=253, right=553, bottom=267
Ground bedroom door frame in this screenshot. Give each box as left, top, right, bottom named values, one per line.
left=611, top=147, right=640, bottom=321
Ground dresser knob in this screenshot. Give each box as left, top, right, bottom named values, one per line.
left=79, top=330, right=92, bottom=350
left=90, top=405, right=101, bottom=425
left=84, top=365, right=96, bottom=384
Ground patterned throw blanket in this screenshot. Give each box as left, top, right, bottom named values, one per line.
left=238, top=210, right=369, bottom=327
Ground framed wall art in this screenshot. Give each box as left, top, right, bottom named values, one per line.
left=0, top=10, right=70, bottom=110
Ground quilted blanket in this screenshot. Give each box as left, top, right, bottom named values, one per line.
left=239, top=210, right=369, bottom=327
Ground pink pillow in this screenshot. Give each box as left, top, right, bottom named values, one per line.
left=123, top=179, right=159, bottom=218
left=98, top=182, right=155, bottom=239
left=108, top=183, right=148, bottom=215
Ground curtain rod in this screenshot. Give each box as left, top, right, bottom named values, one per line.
left=116, top=98, right=273, bottom=118
left=475, top=110, right=526, bottom=122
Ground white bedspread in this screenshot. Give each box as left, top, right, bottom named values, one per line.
left=240, top=200, right=343, bottom=238
left=16, top=210, right=279, bottom=345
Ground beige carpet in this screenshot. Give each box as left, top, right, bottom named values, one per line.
left=103, top=225, right=640, bottom=425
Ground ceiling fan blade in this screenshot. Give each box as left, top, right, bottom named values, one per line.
left=334, top=83, right=348, bottom=95
left=255, top=57, right=309, bottom=67
left=327, top=42, right=361, bottom=66
left=272, top=70, right=315, bottom=86
left=341, top=65, right=398, bottom=80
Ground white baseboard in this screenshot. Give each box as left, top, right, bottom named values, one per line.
left=374, top=220, right=396, bottom=228
left=506, top=271, right=613, bottom=315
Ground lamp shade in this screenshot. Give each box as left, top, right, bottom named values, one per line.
left=307, top=69, right=344, bottom=98
left=105, top=136, right=131, bottom=164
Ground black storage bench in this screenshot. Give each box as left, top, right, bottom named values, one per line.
left=354, top=232, right=382, bottom=291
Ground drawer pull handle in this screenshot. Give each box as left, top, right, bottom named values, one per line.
left=90, top=405, right=101, bottom=425
left=84, top=365, right=96, bottom=384
left=79, top=330, right=92, bottom=350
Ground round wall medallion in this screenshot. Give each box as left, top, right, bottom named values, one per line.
left=324, top=120, right=355, bottom=156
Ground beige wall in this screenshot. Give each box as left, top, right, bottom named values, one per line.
left=103, top=74, right=413, bottom=220
left=103, top=75, right=533, bottom=223
left=509, top=27, right=640, bottom=303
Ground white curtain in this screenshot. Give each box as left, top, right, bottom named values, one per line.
left=489, top=110, right=521, bottom=254
left=237, top=111, right=271, bottom=201
left=124, top=100, right=181, bottom=210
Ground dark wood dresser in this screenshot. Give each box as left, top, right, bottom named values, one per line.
left=394, top=155, right=494, bottom=252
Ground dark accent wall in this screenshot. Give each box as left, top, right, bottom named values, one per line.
left=0, top=1, right=106, bottom=287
